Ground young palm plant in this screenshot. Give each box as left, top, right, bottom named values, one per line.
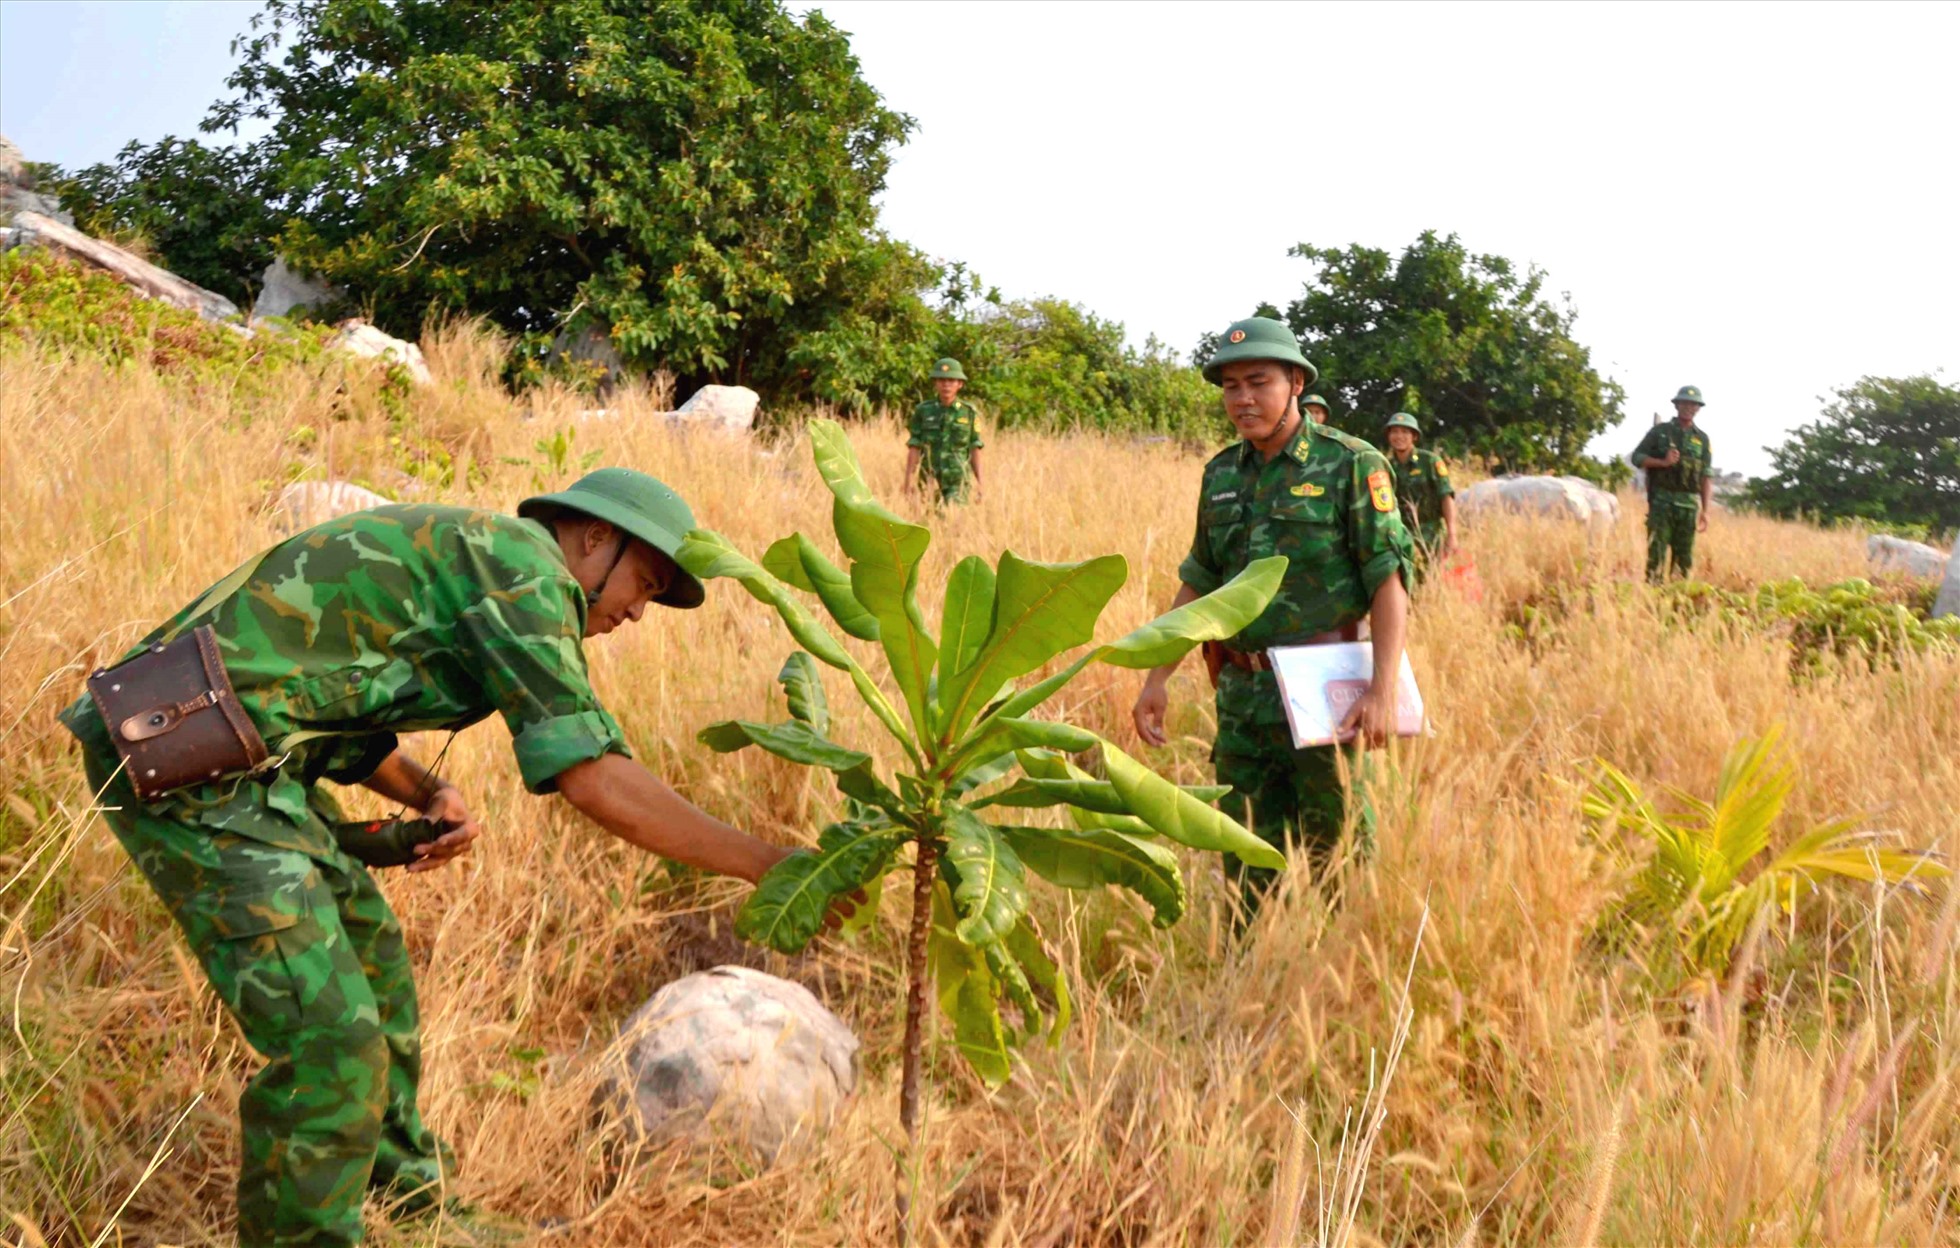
left=675, top=420, right=1286, bottom=1239
left=1583, top=729, right=1948, bottom=980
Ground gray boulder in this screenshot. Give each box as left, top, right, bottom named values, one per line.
left=277, top=480, right=392, bottom=531
left=252, top=257, right=340, bottom=322
left=673, top=384, right=759, bottom=434
left=549, top=323, right=625, bottom=397
left=1935, top=541, right=1960, bottom=620
left=1458, top=475, right=1619, bottom=528
left=0, top=134, right=74, bottom=228
left=10, top=211, right=235, bottom=320
left=1866, top=534, right=1949, bottom=580
left=601, top=965, right=858, bottom=1165
left=330, top=319, right=433, bottom=385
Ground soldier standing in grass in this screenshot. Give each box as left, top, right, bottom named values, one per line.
left=59, top=469, right=843, bottom=1247
left=1633, top=384, right=1713, bottom=581
left=904, top=357, right=985, bottom=505
left=1381, top=412, right=1458, bottom=574
left=1131, top=317, right=1416, bottom=904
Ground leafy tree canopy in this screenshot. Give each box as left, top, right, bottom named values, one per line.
left=1199, top=231, right=1627, bottom=477
left=204, top=0, right=918, bottom=405
left=1745, top=375, right=1960, bottom=536
left=48, top=138, right=278, bottom=309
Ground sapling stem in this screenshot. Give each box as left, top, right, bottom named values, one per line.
left=895, top=833, right=940, bottom=1245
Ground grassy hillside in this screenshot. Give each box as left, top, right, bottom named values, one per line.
left=2, top=322, right=1956, bottom=1246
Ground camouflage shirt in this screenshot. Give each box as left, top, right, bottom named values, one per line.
left=1632, top=420, right=1711, bottom=496
left=907, top=399, right=984, bottom=492
left=60, top=505, right=630, bottom=850
left=1389, top=448, right=1455, bottom=546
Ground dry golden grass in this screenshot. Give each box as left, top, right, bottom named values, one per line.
left=2, top=327, right=1956, bottom=1247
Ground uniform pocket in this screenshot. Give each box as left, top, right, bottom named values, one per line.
left=174, top=872, right=331, bottom=1041
left=290, top=658, right=413, bottom=726
left=1269, top=495, right=1341, bottom=526
left=1200, top=501, right=1248, bottom=568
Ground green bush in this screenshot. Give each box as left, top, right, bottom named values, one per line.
left=1658, top=576, right=1960, bottom=674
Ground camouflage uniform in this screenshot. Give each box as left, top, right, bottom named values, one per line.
left=1389, top=448, right=1455, bottom=565
left=1178, top=423, right=1417, bottom=897
left=59, top=504, right=631, bottom=1246
left=1632, top=419, right=1711, bottom=580
left=907, top=398, right=984, bottom=503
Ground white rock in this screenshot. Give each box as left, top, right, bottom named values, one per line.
left=0, top=134, right=20, bottom=185
left=673, top=384, right=759, bottom=434
left=331, top=318, right=432, bottom=386
left=277, top=480, right=392, bottom=531
left=1935, top=541, right=1960, bottom=620
left=252, top=257, right=339, bottom=322
left=601, top=965, right=858, bottom=1165
left=10, top=211, right=235, bottom=320
left=1866, top=534, right=1950, bottom=580
left=1457, top=475, right=1620, bottom=528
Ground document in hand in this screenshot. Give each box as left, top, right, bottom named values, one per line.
left=1266, top=642, right=1426, bottom=749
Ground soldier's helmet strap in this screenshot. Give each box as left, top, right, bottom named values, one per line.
left=585, top=532, right=632, bottom=607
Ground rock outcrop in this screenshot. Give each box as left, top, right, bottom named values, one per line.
left=1866, top=534, right=1950, bottom=580
left=331, top=319, right=433, bottom=386
left=277, top=480, right=392, bottom=531
left=252, top=257, right=341, bottom=322
left=9, top=211, right=239, bottom=322
left=673, top=384, right=760, bottom=434
left=1935, top=541, right=1960, bottom=620
left=1457, top=476, right=1620, bottom=528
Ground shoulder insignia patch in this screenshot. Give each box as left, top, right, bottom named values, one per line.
left=1290, top=438, right=1313, bottom=464
left=1436, top=460, right=1449, bottom=477
left=1368, top=470, right=1395, bottom=513
left=1290, top=481, right=1326, bottom=498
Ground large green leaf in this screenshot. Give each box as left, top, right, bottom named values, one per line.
left=995, top=716, right=1101, bottom=755
left=948, top=751, right=1019, bottom=798
left=680, top=529, right=916, bottom=760
left=943, top=806, right=1029, bottom=947
left=929, top=883, right=1010, bottom=1087
left=676, top=530, right=853, bottom=670
left=736, top=821, right=902, bottom=954
left=698, top=719, right=869, bottom=772
left=776, top=651, right=829, bottom=735
left=1004, top=916, right=1071, bottom=1043
left=808, top=420, right=938, bottom=735
left=1000, top=825, right=1185, bottom=926
left=976, top=777, right=1133, bottom=815
left=936, top=552, right=1128, bottom=742
left=1099, top=738, right=1287, bottom=870
left=982, top=939, right=1041, bottom=1043
left=763, top=533, right=880, bottom=642
left=1097, top=556, right=1290, bottom=669
left=939, top=555, right=997, bottom=688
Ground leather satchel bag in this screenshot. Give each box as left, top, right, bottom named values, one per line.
left=87, top=624, right=269, bottom=801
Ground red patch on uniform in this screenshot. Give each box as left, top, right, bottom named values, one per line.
left=1368, top=470, right=1395, bottom=513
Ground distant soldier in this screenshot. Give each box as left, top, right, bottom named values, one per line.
left=1632, top=385, right=1712, bottom=580
left=1303, top=393, right=1331, bottom=425
left=1381, top=412, right=1458, bottom=571
left=1132, top=318, right=1416, bottom=903
left=905, top=357, right=985, bottom=504
left=58, top=470, right=848, bottom=1246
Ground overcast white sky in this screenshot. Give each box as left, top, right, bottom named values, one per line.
left=5, top=0, right=1956, bottom=475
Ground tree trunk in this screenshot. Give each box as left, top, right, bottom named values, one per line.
left=895, top=835, right=940, bottom=1246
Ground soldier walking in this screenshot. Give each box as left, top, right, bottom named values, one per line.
left=60, top=469, right=844, bottom=1246
left=1381, top=412, right=1458, bottom=574
left=904, top=357, right=985, bottom=505
left=1130, top=318, right=1416, bottom=905
left=1633, top=385, right=1712, bottom=580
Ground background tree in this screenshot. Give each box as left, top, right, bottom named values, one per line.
left=1199, top=232, right=1626, bottom=477
left=206, top=0, right=918, bottom=406
left=47, top=137, right=278, bottom=309
left=1746, top=375, right=1960, bottom=537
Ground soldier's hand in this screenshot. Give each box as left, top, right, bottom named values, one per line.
left=1132, top=680, right=1170, bottom=747
left=1661, top=448, right=1681, bottom=467
left=820, top=886, right=870, bottom=934
left=1339, top=682, right=1397, bottom=750
left=407, top=786, right=482, bottom=873
left=1697, top=509, right=1709, bottom=533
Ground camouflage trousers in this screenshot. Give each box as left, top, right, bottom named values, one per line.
left=1646, top=493, right=1700, bottom=581
left=79, top=740, right=450, bottom=1246
left=1213, top=684, right=1374, bottom=913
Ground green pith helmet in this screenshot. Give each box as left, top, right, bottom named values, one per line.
left=1383, top=412, right=1422, bottom=435
left=931, top=357, right=968, bottom=382
left=1202, top=317, right=1318, bottom=385
left=518, top=467, right=705, bottom=609
left=1672, top=384, right=1705, bottom=406
left=1302, top=393, right=1331, bottom=413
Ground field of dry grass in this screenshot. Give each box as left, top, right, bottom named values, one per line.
left=2, top=326, right=1956, bottom=1247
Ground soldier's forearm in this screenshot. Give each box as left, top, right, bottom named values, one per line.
left=556, top=753, right=788, bottom=884
left=1367, top=573, right=1410, bottom=692
left=361, top=750, right=451, bottom=810
left=1145, top=583, right=1206, bottom=684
